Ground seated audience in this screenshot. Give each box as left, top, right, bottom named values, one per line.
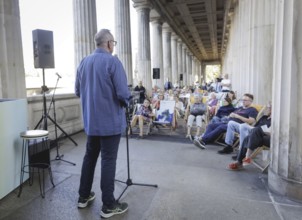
left=185, top=94, right=207, bottom=141
left=221, top=103, right=272, bottom=154
left=130, top=99, right=154, bottom=139
left=193, top=93, right=258, bottom=150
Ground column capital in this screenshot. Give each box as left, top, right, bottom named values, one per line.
left=171, top=32, right=178, bottom=40
left=132, top=0, right=152, bottom=10
left=162, top=23, right=172, bottom=33
left=150, top=16, right=164, bottom=25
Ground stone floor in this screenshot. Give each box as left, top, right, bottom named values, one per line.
left=1, top=125, right=302, bottom=220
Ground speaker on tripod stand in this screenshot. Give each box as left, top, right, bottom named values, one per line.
left=32, top=29, right=77, bottom=165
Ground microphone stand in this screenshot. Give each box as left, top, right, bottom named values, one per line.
left=48, top=74, right=76, bottom=166
left=115, top=106, right=158, bottom=201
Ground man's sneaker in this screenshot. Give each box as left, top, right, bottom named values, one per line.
left=218, top=146, right=233, bottom=154
left=193, top=139, right=206, bottom=149
left=78, top=191, right=96, bottom=208
left=100, top=202, right=128, bottom=219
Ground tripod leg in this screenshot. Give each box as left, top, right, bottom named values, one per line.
left=34, top=117, right=44, bottom=130
left=47, top=116, right=78, bottom=146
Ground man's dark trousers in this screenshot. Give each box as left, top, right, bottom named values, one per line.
left=79, top=134, right=121, bottom=207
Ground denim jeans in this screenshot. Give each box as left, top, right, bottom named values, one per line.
left=236, top=126, right=270, bottom=163
left=202, top=122, right=228, bottom=144
left=225, top=121, right=253, bottom=149
left=79, top=134, right=121, bottom=207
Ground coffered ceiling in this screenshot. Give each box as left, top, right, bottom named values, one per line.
left=151, top=0, right=237, bottom=63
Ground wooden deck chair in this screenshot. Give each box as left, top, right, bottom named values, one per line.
left=250, top=145, right=270, bottom=173
left=152, top=100, right=176, bottom=135
left=129, top=103, right=153, bottom=136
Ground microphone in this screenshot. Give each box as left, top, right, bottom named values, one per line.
left=56, top=72, right=62, bottom=78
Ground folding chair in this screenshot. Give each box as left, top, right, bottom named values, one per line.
left=129, top=104, right=153, bottom=136
left=152, top=100, right=176, bottom=135
left=250, top=145, right=270, bottom=173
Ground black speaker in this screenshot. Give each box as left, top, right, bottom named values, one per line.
left=180, top=74, right=183, bottom=81
left=32, top=29, right=55, bottom=68
left=153, top=68, right=160, bottom=79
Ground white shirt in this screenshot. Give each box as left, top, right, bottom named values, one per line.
left=221, top=79, right=231, bottom=91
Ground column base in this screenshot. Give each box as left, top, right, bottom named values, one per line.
left=268, top=168, right=302, bottom=202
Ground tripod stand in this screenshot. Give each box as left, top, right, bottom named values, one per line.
left=34, top=69, right=78, bottom=163
left=47, top=73, right=76, bottom=166
left=115, top=107, right=158, bottom=201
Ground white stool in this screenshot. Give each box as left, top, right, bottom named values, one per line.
left=18, top=130, right=55, bottom=198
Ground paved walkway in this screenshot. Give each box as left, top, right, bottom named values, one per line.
left=1, top=128, right=302, bottom=220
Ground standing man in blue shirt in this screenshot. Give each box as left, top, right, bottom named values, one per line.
left=75, top=29, right=130, bottom=218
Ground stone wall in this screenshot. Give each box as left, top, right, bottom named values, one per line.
left=27, top=93, right=83, bottom=140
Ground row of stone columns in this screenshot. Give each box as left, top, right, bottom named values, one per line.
left=222, top=0, right=275, bottom=104
left=222, top=0, right=302, bottom=200
left=130, top=0, right=202, bottom=93
left=73, top=0, right=200, bottom=93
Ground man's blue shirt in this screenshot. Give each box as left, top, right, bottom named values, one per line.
left=75, top=48, right=130, bottom=136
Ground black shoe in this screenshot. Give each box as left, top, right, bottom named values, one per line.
left=100, top=202, right=128, bottom=219
left=78, top=191, right=96, bottom=208
left=218, top=146, right=233, bottom=154
left=193, top=139, right=206, bottom=149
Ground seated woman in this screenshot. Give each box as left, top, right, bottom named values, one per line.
left=130, top=99, right=154, bottom=139
left=185, top=94, right=207, bottom=141
left=207, top=92, right=218, bottom=118
left=152, top=92, right=164, bottom=110
left=210, top=96, right=235, bottom=124
left=227, top=90, right=239, bottom=107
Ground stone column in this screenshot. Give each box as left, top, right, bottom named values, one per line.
left=0, top=0, right=26, bottom=98
left=133, top=0, right=152, bottom=93
left=192, top=56, right=196, bottom=84
left=182, top=45, right=187, bottom=86
left=150, top=17, right=164, bottom=89
left=177, top=39, right=183, bottom=86
left=115, top=0, right=133, bottom=85
left=186, top=51, right=192, bottom=86
left=248, top=0, right=275, bottom=104
left=171, top=33, right=178, bottom=86
left=73, top=0, right=97, bottom=71
left=162, top=23, right=172, bottom=85
left=268, top=0, right=302, bottom=201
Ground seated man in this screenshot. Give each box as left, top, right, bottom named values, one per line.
left=130, top=99, right=154, bottom=139
left=193, top=93, right=258, bottom=150
left=185, top=94, right=207, bottom=141
left=222, top=103, right=272, bottom=155
left=228, top=125, right=271, bottom=170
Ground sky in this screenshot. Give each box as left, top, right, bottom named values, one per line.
left=19, top=0, right=137, bottom=92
